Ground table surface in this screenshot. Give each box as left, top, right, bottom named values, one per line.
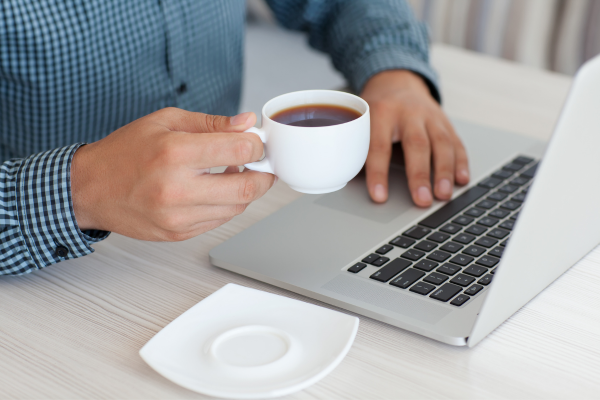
left=3, top=36, right=599, bottom=399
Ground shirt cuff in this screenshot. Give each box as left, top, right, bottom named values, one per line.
left=348, top=46, right=441, bottom=104
left=16, top=144, right=110, bottom=271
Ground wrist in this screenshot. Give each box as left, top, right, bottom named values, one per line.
left=362, top=70, right=432, bottom=98
left=71, top=144, right=99, bottom=231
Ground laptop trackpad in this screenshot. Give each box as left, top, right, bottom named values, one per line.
left=314, top=166, right=413, bottom=224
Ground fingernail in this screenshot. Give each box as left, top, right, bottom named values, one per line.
left=459, top=169, right=469, bottom=181
left=274, top=175, right=279, bottom=184
left=438, top=179, right=452, bottom=197
left=373, top=184, right=387, bottom=201
left=230, top=112, right=252, bottom=126
left=417, top=186, right=432, bottom=204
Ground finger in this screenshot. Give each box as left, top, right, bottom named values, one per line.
left=365, top=108, right=395, bottom=203
left=152, top=107, right=256, bottom=133
left=164, top=131, right=265, bottom=168
left=402, top=124, right=433, bottom=207
left=427, top=121, right=455, bottom=201
left=190, top=169, right=276, bottom=205
left=160, top=218, right=232, bottom=242
left=447, top=125, right=470, bottom=185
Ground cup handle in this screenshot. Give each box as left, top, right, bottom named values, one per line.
left=243, top=127, right=275, bottom=174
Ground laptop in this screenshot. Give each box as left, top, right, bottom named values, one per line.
left=210, top=55, right=600, bottom=347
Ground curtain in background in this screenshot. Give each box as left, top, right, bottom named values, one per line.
left=406, top=0, right=600, bottom=75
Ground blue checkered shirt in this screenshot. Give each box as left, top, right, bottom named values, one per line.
left=0, top=0, right=437, bottom=275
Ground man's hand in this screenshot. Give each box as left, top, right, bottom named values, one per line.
left=71, top=108, right=275, bottom=241
left=361, top=70, right=469, bottom=207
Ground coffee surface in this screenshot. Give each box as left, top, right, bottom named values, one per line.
left=271, top=104, right=362, bottom=127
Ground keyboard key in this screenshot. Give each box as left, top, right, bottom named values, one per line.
left=465, top=225, right=487, bottom=235
left=403, top=226, right=431, bottom=239
left=450, top=273, right=476, bottom=287
left=476, top=256, right=500, bottom=267
left=413, top=260, right=439, bottom=272
left=479, top=177, right=503, bottom=189
left=512, top=192, right=527, bottom=202
left=419, top=186, right=489, bottom=229
left=452, top=216, right=474, bottom=226
left=510, top=211, right=520, bottom=220
left=450, top=294, right=470, bottom=306
left=463, top=245, right=486, bottom=257
left=370, top=258, right=412, bottom=282
left=424, top=272, right=448, bottom=285
left=372, top=257, right=390, bottom=267
left=492, top=169, right=514, bottom=179
left=513, top=156, right=534, bottom=165
left=478, top=274, right=494, bottom=285
left=401, top=249, right=426, bottom=261
left=488, top=192, right=508, bottom=201
left=427, top=232, right=451, bottom=243
left=488, top=228, right=510, bottom=239
left=503, top=162, right=524, bottom=172
left=414, top=240, right=437, bottom=252
left=449, top=254, right=474, bottom=266
left=430, top=283, right=462, bottom=302
left=454, top=233, right=476, bottom=244
left=410, top=281, right=436, bottom=295
left=501, top=201, right=520, bottom=211
left=499, top=220, right=515, bottom=230
left=522, top=186, right=530, bottom=194
left=521, top=163, right=538, bottom=178
left=510, top=177, right=529, bottom=186
left=440, top=242, right=463, bottom=253
left=474, top=237, right=498, bottom=248
left=464, top=207, right=486, bottom=217
left=376, top=245, right=394, bottom=255
left=427, top=250, right=451, bottom=262
left=362, top=254, right=380, bottom=264
left=500, top=238, right=509, bottom=247
left=389, top=268, right=425, bottom=288
left=440, top=223, right=462, bottom=234
left=491, top=268, right=497, bottom=274
left=348, top=262, right=366, bottom=273
left=437, top=263, right=462, bottom=275
left=477, top=217, right=499, bottom=227
left=390, top=236, right=416, bottom=248
left=488, top=208, right=510, bottom=219
left=489, top=246, right=504, bottom=258
left=463, top=264, right=487, bottom=277
left=499, top=184, right=519, bottom=194
left=464, top=284, right=484, bottom=295
left=476, top=200, right=496, bottom=210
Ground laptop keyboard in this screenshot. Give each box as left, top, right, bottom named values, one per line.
left=346, top=156, right=538, bottom=307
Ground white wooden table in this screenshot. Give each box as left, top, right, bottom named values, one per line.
left=2, top=41, right=599, bottom=398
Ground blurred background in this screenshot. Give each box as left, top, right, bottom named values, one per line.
left=242, top=0, right=599, bottom=116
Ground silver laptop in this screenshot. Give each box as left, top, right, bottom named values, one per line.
left=210, top=55, right=600, bottom=347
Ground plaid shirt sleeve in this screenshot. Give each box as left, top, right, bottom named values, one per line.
left=0, top=144, right=109, bottom=275
left=266, top=0, right=441, bottom=102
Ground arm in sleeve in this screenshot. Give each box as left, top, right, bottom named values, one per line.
left=265, top=0, right=441, bottom=102
left=0, top=144, right=109, bottom=276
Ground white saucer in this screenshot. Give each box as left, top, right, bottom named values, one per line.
left=139, top=284, right=359, bottom=399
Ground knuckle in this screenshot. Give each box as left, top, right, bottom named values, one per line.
left=233, top=136, right=255, bottom=163
left=238, top=178, right=258, bottom=203
left=404, top=132, right=430, bottom=150
left=205, top=114, right=221, bottom=132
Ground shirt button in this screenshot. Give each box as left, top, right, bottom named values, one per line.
left=55, top=245, right=69, bottom=258
left=176, top=83, right=187, bottom=94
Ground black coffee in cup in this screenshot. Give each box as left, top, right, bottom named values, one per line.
left=271, top=104, right=362, bottom=127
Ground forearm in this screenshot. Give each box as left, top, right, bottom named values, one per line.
left=0, top=145, right=109, bottom=276
left=266, top=0, right=440, bottom=100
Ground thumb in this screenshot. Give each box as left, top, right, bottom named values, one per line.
left=197, top=111, right=256, bottom=133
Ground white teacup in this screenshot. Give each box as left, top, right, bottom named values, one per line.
left=243, top=90, right=370, bottom=194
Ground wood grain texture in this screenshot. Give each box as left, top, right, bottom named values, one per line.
left=2, top=43, right=599, bottom=399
